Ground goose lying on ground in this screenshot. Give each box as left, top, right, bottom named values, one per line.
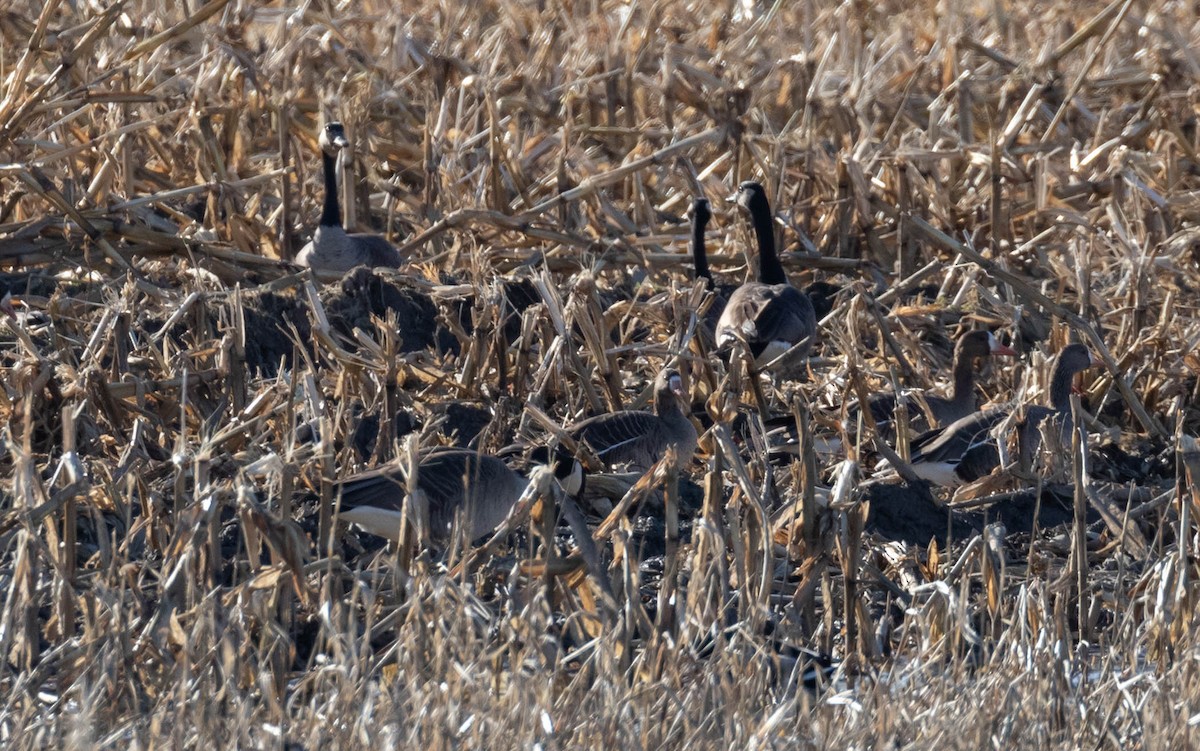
left=847, top=330, right=1017, bottom=439
left=901, top=343, right=1098, bottom=487
left=335, top=446, right=581, bottom=543
left=715, top=181, right=817, bottom=368
left=296, top=122, right=403, bottom=274
left=569, top=368, right=698, bottom=472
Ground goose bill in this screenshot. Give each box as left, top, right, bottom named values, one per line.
left=668, top=372, right=686, bottom=399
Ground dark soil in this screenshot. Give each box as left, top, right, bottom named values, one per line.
left=321, top=267, right=458, bottom=354
left=241, top=289, right=310, bottom=375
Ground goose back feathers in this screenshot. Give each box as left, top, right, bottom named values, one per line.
left=569, top=368, right=698, bottom=471
left=335, top=447, right=579, bottom=542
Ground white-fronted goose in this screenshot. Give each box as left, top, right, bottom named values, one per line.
left=715, top=182, right=817, bottom=367
left=904, top=344, right=1098, bottom=487
left=296, top=122, right=403, bottom=274
left=848, top=330, right=1017, bottom=438
left=335, top=446, right=581, bottom=543
left=569, top=368, right=698, bottom=471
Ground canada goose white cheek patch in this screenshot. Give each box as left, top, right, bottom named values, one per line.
left=558, top=462, right=584, bottom=496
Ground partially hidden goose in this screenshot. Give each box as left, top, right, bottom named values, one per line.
left=902, top=343, right=1098, bottom=487
left=296, top=122, right=403, bottom=274
left=715, top=181, right=817, bottom=367
left=690, top=197, right=736, bottom=330
left=569, top=368, right=698, bottom=472
left=848, top=330, right=1017, bottom=439
left=335, top=446, right=581, bottom=543
left=0, top=287, right=16, bottom=320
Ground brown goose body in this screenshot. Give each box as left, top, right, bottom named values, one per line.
left=569, top=369, right=698, bottom=471
left=713, top=182, right=817, bottom=367
left=336, top=448, right=578, bottom=542
left=904, top=344, right=1098, bottom=487
left=847, top=330, right=1017, bottom=438
left=297, top=122, right=403, bottom=274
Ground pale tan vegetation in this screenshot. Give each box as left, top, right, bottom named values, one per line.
left=2, top=0, right=1200, bottom=748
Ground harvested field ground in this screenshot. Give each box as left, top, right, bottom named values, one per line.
left=3, top=0, right=1200, bottom=748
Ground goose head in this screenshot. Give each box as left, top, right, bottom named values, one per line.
left=1058, top=343, right=1099, bottom=371
left=958, top=330, right=1017, bottom=359
left=727, top=181, right=768, bottom=214
left=654, top=368, right=688, bottom=413
left=319, top=121, right=350, bottom=156
left=1048, top=343, right=1100, bottom=409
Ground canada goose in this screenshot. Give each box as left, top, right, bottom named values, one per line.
left=903, top=344, right=1098, bottom=487
left=689, top=196, right=736, bottom=335
left=296, top=122, right=403, bottom=274
left=848, top=330, right=1017, bottom=439
left=335, top=446, right=582, bottom=543
left=714, top=182, right=817, bottom=367
left=569, top=368, right=698, bottom=471
left=691, top=197, right=715, bottom=290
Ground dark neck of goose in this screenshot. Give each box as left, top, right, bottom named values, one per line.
left=655, top=390, right=682, bottom=421
left=748, top=198, right=786, bottom=285
left=691, top=216, right=713, bottom=289
left=319, top=151, right=342, bottom=228
left=1048, top=361, right=1079, bottom=412
left=948, top=351, right=977, bottom=409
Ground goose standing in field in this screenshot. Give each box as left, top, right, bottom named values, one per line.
left=335, top=446, right=582, bottom=543
left=902, top=343, right=1098, bottom=487
left=296, top=122, right=403, bottom=274
left=569, top=368, right=698, bottom=472
left=715, top=181, right=817, bottom=368
left=847, top=330, right=1017, bottom=440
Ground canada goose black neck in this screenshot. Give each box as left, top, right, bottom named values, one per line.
left=690, top=198, right=713, bottom=288
left=319, top=149, right=341, bottom=228
left=742, top=184, right=786, bottom=286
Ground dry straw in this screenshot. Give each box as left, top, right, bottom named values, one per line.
left=1, top=0, right=1200, bottom=748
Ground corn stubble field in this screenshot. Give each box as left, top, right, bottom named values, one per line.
left=4, top=0, right=1200, bottom=747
